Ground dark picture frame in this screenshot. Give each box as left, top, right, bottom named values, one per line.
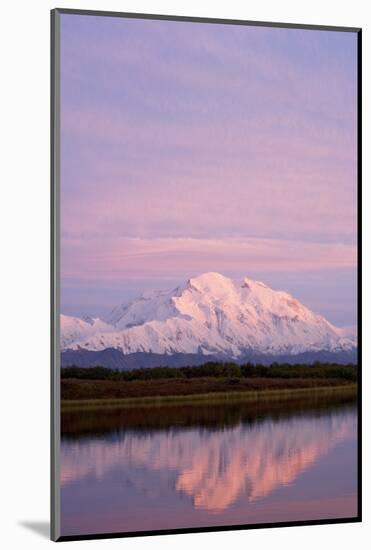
left=51, top=8, right=362, bottom=542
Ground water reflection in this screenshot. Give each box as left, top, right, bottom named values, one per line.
left=61, top=396, right=357, bottom=535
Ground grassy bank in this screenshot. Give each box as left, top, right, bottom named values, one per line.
left=62, top=386, right=357, bottom=436
left=61, top=374, right=354, bottom=400
left=61, top=379, right=357, bottom=411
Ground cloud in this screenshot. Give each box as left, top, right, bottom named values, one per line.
left=61, top=236, right=356, bottom=282
left=59, top=15, right=358, bottom=324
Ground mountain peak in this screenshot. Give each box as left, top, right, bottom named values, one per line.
left=61, top=273, right=357, bottom=360
left=191, top=271, right=230, bottom=283
left=188, top=272, right=234, bottom=293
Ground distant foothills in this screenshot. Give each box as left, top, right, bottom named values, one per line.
left=61, top=272, right=357, bottom=369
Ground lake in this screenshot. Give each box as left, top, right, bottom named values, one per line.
left=60, top=393, right=357, bottom=537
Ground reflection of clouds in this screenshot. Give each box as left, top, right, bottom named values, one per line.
left=61, top=411, right=356, bottom=512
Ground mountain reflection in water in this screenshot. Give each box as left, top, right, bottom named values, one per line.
left=61, top=396, right=357, bottom=535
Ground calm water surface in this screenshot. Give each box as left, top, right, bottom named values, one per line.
left=60, top=396, right=357, bottom=536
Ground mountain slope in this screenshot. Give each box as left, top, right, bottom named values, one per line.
left=60, top=314, right=115, bottom=350
left=60, top=273, right=356, bottom=364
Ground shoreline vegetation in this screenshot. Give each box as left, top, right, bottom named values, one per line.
left=61, top=384, right=357, bottom=411
left=61, top=387, right=357, bottom=435
left=61, top=362, right=357, bottom=410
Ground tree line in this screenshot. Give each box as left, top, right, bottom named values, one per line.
left=61, top=361, right=357, bottom=382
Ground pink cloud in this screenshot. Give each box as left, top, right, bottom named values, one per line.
left=61, top=236, right=356, bottom=282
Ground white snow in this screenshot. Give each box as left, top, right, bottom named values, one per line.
left=60, top=314, right=115, bottom=350
left=60, top=272, right=357, bottom=357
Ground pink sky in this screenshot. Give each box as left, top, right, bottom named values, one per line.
left=60, top=15, right=358, bottom=325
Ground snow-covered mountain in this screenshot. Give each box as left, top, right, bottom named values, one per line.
left=60, top=272, right=356, bottom=366
left=60, top=314, right=114, bottom=350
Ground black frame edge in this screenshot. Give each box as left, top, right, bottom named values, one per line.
left=356, top=27, right=362, bottom=523
left=56, top=516, right=361, bottom=543
left=53, top=7, right=361, bottom=33
left=50, top=8, right=55, bottom=542
left=51, top=7, right=61, bottom=543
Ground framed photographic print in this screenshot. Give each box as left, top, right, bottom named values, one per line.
left=51, top=8, right=362, bottom=542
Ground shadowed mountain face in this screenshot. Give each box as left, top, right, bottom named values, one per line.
left=61, top=272, right=357, bottom=368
